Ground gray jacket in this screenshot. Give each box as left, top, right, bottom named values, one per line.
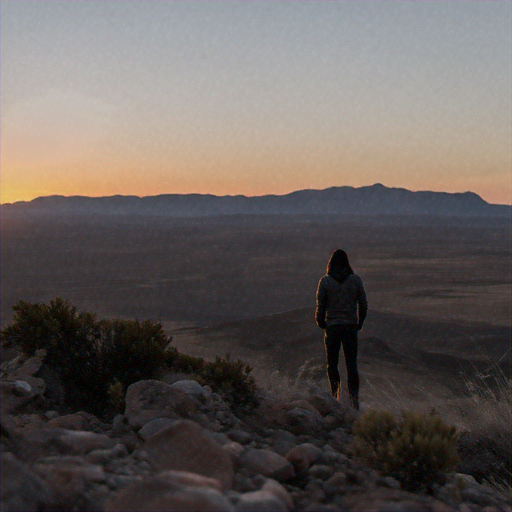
left=315, top=273, right=368, bottom=328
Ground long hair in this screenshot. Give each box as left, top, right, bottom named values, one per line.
left=327, top=249, right=354, bottom=276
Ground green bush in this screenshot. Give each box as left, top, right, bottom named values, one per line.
left=1, top=298, right=169, bottom=416
left=351, top=409, right=459, bottom=492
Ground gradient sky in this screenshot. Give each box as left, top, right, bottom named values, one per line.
left=1, top=1, right=511, bottom=205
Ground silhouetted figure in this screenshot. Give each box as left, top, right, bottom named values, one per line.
left=315, top=249, right=368, bottom=410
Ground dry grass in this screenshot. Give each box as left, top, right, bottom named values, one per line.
left=363, top=364, right=511, bottom=494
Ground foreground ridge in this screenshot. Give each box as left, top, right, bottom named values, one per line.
left=2, top=351, right=510, bottom=512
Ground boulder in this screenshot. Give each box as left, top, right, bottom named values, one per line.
left=238, top=449, right=295, bottom=482
left=284, top=407, right=322, bottom=436
left=286, top=443, right=324, bottom=474
left=236, top=490, right=288, bottom=511
left=33, top=458, right=106, bottom=511
left=307, top=392, right=340, bottom=416
left=141, top=420, right=234, bottom=490
left=138, top=417, right=179, bottom=441
left=261, top=479, right=294, bottom=510
left=124, top=380, right=199, bottom=429
left=170, top=380, right=204, bottom=397
left=47, top=411, right=104, bottom=432
left=1, top=452, right=50, bottom=512
left=105, top=471, right=234, bottom=512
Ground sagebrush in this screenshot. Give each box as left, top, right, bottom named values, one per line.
left=351, top=409, right=459, bottom=492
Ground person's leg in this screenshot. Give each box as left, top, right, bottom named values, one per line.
left=341, top=327, right=359, bottom=409
left=324, top=326, right=342, bottom=398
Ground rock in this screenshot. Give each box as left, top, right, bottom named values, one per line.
left=307, top=392, right=340, bottom=416
left=1, top=452, right=50, bottom=512
left=105, top=471, right=234, bottom=511
left=228, top=429, right=254, bottom=445
left=138, top=417, right=179, bottom=441
left=223, top=441, right=245, bottom=462
left=285, top=399, right=320, bottom=415
left=238, top=449, right=295, bottom=482
left=22, top=428, right=116, bottom=458
left=0, top=377, right=46, bottom=414
left=170, top=379, right=204, bottom=397
left=44, top=410, right=59, bottom=420
left=156, top=470, right=223, bottom=491
left=286, top=443, right=324, bottom=474
left=33, top=458, right=106, bottom=511
left=308, top=464, right=334, bottom=480
left=236, top=490, right=288, bottom=511
left=47, top=411, right=104, bottom=432
left=326, top=427, right=352, bottom=452
left=141, top=420, right=234, bottom=490
left=284, top=407, right=321, bottom=436
left=86, top=443, right=129, bottom=464
left=261, top=479, right=294, bottom=510
left=124, top=380, right=199, bottom=429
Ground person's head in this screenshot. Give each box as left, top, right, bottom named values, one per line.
left=327, top=249, right=354, bottom=275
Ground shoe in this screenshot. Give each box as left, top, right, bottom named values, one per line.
left=350, top=395, right=359, bottom=411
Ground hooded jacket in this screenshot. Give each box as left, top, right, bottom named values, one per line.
left=315, top=270, right=368, bottom=328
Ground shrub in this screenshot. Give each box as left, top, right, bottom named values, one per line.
left=166, top=349, right=258, bottom=407
left=1, top=298, right=169, bottom=416
left=351, top=409, right=459, bottom=492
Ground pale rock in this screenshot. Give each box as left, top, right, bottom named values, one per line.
left=44, top=410, right=59, bottom=420
left=141, top=419, right=234, bottom=490
left=105, top=472, right=234, bottom=511
left=170, top=379, right=204, bottom=397
left=238, top=449, right=295, bottom=482
left=124, top=380, right=199, bottom=429
left=286, top=443, right=324, bottom=473
left=1, top=452, right=50, bottom=512
left=236, top=490, right=288, bottom=511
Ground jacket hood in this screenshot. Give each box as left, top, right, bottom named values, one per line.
left=328, top=269, right=352, bottom=283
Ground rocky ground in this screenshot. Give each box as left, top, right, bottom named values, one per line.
left=1, top=352, right=510, bottom=512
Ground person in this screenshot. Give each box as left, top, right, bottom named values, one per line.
left=315, top=249, right=368, bottom=410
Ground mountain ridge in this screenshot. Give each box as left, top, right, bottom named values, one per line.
left=2, top=183, right=510, bottom=217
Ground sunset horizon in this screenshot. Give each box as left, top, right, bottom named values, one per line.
left=2, top=2, right=510, bottom=207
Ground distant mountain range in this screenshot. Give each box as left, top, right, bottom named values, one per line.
left=2, top=184, right=510, bottom=218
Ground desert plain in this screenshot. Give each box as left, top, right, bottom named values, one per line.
left=1, top=212, right=510, bottom=429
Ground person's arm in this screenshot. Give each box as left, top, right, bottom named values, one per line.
left=357, top=280, right=368, bottom=331
left=315, top=278, right=327, bottom=329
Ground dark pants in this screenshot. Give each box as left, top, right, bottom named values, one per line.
left=324, top=324, right=359, bottom=404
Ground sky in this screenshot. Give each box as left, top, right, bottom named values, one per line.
left=1, top=1, right=511, bottom=205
